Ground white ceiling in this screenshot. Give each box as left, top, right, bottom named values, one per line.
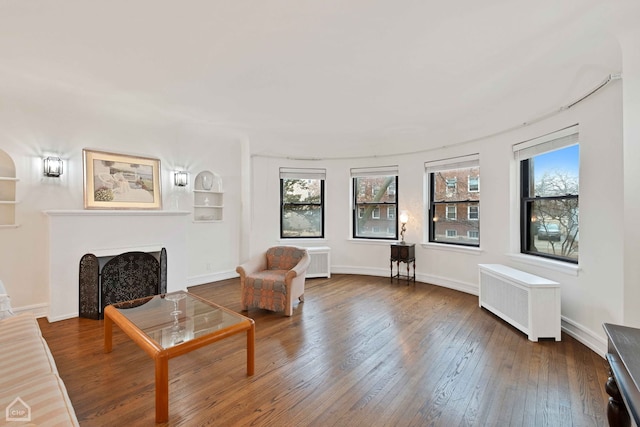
left=0, top=0, right=628, bottom=158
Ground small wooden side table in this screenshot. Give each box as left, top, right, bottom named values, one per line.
left=390, top=243, right=415, bottom=284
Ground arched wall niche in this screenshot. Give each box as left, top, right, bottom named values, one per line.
left=0, top=149, right=19, bottom=227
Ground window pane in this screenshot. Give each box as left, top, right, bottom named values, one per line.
left=388, top=206, right=396, bottom=219
left=468, top=176, right=479, bottom=192
left=429, top=164, right=480, bottom=247
left=433, top=167, right=480, bottom=202
left=521, top=143, right=579, bottom=263
left=432, top=202, right=480, bottom=244
left=354, top=204, right=396, bottom=238
left=282, top=178, right=322, bottom=203
left=281, top=177, right=324, bottom=238
left=526, top=198, right=579, bottom=261
left=353, top=175, right=398, bottom=239
left=468, top=206, right=479, bottom=220
left=530, top=145, right=579, bottom=197
left=355, top=177, right=396, bottom=203
left=282, top=205, right=323, bottom=237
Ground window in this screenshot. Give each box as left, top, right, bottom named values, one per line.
left=352, top=166, right=398, bottom=239
left=468, top=176, right=479, bottom=192
left=515, top=125, right=579, bottom=263
left=387, top=206, right=396, bottom=219
left=468, top=206, right=479, bottom=220
left=387, top=182, right=396, bottom=196
left=280, top=167, right=325, bottom=238
left=426, top=154, right=480, bottom=246
left=446, top=205, right=457, bottom=220
left=446, top=178, right=457, bottom=196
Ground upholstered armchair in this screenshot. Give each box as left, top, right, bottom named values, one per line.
left=236, top=246, right=311, bottom=316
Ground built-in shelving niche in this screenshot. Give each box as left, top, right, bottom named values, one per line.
left=0, top=150, right=19, bottom=228
left=193, top=170, right=223, bottom=222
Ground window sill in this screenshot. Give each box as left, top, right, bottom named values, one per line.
left=349, top=238, right=401, bottom=245
left=421, top=242, right=483, bottom=255
left=507, top=253, right=580, bottom=276
left=279, top=238, right=328, bottom=244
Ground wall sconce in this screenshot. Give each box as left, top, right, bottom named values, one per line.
left=43, top=157, right=63, bottom=177
left=399, top=211, right=409, bottom=244
left=174, top=171, right=189, bottom=187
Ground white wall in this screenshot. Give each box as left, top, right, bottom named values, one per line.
left=0, top=70, right=243, bottom=314
left=249, top=82, right=624, bottom=356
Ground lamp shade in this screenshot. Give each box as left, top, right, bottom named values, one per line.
left=399, top=211, right=409, bottom=224
left=43, top=157, right=63, bottom=177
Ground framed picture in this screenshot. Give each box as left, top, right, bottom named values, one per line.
left=83, top=149, right=162, bottom=210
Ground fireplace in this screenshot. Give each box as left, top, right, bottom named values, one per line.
left=79, top=248, right=167, bottom=319
left=44, top=210, right=189, bottom=322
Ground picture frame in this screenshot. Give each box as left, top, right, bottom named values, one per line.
left=83, top=149, right=162, bottom=210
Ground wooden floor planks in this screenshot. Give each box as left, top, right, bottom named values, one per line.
left=38, top=274, right=609, bottom=426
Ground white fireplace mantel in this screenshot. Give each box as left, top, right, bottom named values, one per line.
left=44, top=210, right=190, bottom=322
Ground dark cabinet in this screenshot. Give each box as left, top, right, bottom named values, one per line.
left=390, top=243, right=415, bottom=284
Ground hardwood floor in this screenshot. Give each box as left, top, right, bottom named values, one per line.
left=38, top=275, right=610, bottom=426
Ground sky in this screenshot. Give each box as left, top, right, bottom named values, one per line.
left=534, top=144, right=579, bottom=178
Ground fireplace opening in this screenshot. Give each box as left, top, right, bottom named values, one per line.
left=79, top=248, right=167, bottom=319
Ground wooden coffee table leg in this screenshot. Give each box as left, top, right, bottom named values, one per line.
left=155, top=355, right=169, bottom=423
left=247, top=322, right=255, bottom=376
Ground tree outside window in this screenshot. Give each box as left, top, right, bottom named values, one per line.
left=521, top=144, right=579, bottom=263
left=281, top=175, right=324, bottom=238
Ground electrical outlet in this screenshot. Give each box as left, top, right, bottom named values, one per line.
left=206, top=262, right=213, bottom=271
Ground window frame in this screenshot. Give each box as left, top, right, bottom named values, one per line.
left=515, top=125, right=579, bottom=264
left=426, top=154, right=480, bottom=247
left=468, top=205, right=479, bottom=221
left=446, top=205, right=457, bottom=220
left=387, top=206, right=396, bottom=219
left=468, top=176, right=479, bottom=193
left=519, top=158, right=579, bottom=264
left=351, top=166, right=399, bottom=240
left=279, top=168, right=326, bottom=239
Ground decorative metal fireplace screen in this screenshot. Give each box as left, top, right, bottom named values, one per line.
left=79, top=249, right=167, bottom=319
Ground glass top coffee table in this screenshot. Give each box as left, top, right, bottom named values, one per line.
left=104, top=291, right=255, bottom=423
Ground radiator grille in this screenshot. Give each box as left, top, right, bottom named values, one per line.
left=306, top=247, right=330, bottom=278
left=480, top=272, right=529, bottom=330
left=478, top=264, right=561, bottom=342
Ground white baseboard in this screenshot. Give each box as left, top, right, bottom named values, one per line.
left=561, top=316, right=608, bottom=358
left=417, top=272, right=478, bottom=296
left=331, top=266, right=478, bottom=295
left=47, top=311, right=79, bottom=323
left=13, top=303, right=49, bottom=319
left=187, top=269, right=238, bottom=287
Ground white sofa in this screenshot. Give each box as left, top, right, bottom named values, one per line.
left=0, top=280, right=79, bottom=426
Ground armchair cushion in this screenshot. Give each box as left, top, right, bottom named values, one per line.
left=242, top=270, right=288, bottom=313
left=266, top=246, right=306, bottom=270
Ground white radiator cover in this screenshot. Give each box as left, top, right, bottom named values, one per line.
left=306, top=246, right=331, bottom=278
left=478, top=264, right=561, bottom=342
